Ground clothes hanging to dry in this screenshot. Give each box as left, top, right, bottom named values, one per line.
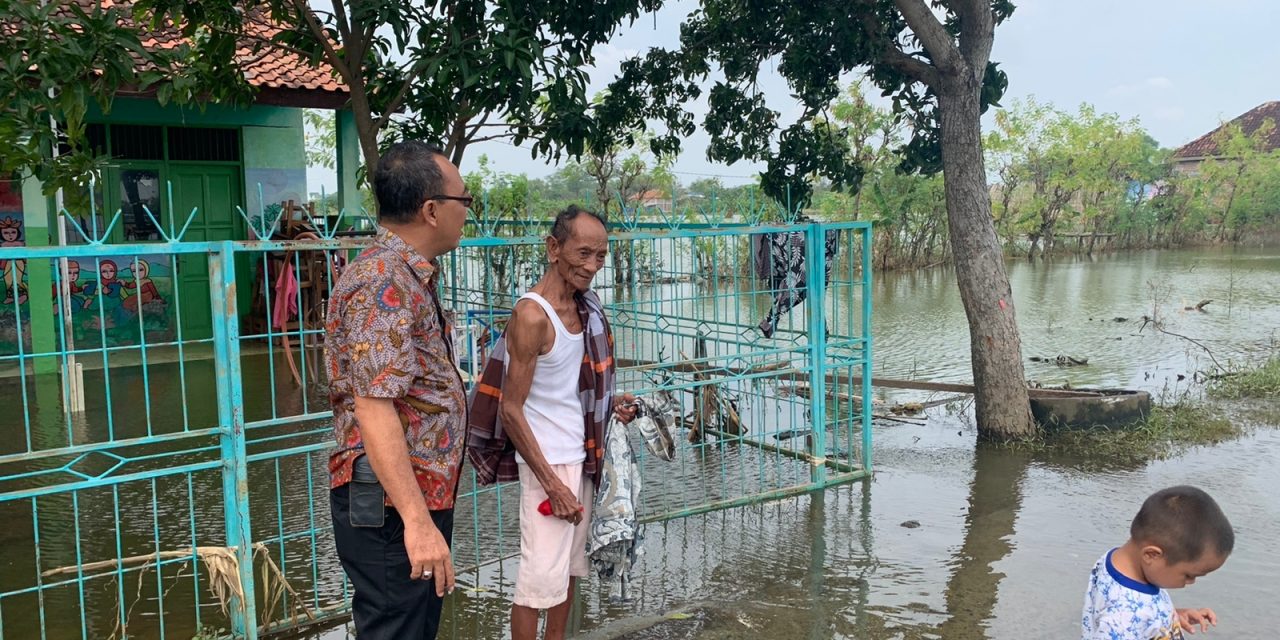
left=272, top=262, right=298, bottom=330
left=752, top=227, right=841, bottom=338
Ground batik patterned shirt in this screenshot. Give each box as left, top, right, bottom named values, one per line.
left=1082, top=550, right=1185, bottom=640
left=325, top=227, right=467, bottom=510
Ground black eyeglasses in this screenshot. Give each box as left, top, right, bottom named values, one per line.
left=429, top=194, right=474, bottom=208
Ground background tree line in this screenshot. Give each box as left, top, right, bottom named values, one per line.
left=334, top=83, right=1279, bottom=276
left=807, top=89, right=1280, bottom=270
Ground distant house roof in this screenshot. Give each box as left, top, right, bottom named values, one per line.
left=66, top=0, right=349, bottom=109
left=1173, top=101, right=1280, bottom=159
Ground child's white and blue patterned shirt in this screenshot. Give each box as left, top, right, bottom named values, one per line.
left=1082, top=549, right=1184, bottom=640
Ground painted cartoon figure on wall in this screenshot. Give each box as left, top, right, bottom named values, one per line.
left=0, top=217, right=27, bottom=305
left=121, top=259, right=165, bottom=314
left=82, top=260, right=125, bottom=308
left=53, top=260, right=89, bottom=309
left=81, top=260, right=127, bottom=328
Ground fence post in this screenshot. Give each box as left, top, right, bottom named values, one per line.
left=209, top=241, right=258, bottom=638
left=806, top=222, right=829, bottom=486
left=860, top=226, right=874, bottom=473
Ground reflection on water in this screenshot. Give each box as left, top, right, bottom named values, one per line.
left=562, top=421, right=1278, bottom=640
left=307, top=423, right=1279, bottom=640
left=936, top=447, right=1028, bottom=640
left=874, top=248, right=1280, bottom=389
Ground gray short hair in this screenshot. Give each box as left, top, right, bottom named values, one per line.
left=549, top=205, right=608, bottom=242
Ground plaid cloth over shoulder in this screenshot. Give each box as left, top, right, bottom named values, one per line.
left=466, top=290, right=616, bottom=488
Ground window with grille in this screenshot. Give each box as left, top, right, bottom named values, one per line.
left=109, top=125, right=164, bottom=160
left=168, top=127, right=241, bottom=162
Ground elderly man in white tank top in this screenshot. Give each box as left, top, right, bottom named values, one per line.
left=498, top=206, right=637, bottom=640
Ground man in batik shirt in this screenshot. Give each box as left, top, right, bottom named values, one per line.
left=325, top=141, right=470, bottom=640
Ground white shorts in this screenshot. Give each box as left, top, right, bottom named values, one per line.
left=514, top=462, right=593, bottom=609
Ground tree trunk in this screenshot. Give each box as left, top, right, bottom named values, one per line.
left=344, top=79, right=383, bottom=186
left=936, top=81, right=1035, bottom=440
left=1041, top=219, right=1056, bottom=258
left=1218, top=164, right=1245, bottom=242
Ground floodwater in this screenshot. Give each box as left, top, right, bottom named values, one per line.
left=4, top=246, right=1279, bottom=639
left=455, top=246, right=1277, bottom=640
left=564, top=246, right=1280, bottom=640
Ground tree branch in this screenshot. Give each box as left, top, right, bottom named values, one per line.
left=360, top=20, right=377, bottom=61
left=467, top=133, right=516, bottom=144
left=853, top=1, right=942, bottom=89
left=885, top=47, right=942, bottom=89
left=208, top=23, right=320, bottom=63
left=376, top=35, right=482, bottom=129
left=375, top=52, right=448, bottom=130
left=288, top=0, right=350, bottom=80
left=464, top=111, right=493, bottom=141
left=893, top=0, right=964, bottom=74
left=467, top=122, right=520, bottom=130
left=328, top=0, right=354, bottom=54
left=954, top=0, right=995, bottom=81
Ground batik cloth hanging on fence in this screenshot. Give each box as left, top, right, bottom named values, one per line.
left=752, top=227, right=841, bottom=338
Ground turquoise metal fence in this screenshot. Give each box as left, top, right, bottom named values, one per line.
left=0, top=191, right=871, bottom=639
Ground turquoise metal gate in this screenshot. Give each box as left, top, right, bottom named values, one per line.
left=0, top=193, right=871, bottom=638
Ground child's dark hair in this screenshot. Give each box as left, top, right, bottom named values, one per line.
left=1131, top=485, right=1234, bottom=563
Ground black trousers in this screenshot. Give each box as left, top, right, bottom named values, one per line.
left=331, top=484, right=455, bottom=640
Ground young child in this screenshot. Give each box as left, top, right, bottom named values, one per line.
left=1082, top=485, right=1234, bottom=639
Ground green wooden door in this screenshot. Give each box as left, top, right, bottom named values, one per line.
left=170, top=165, right=244, bottom=340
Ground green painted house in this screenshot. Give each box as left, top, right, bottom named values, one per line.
left=2, top=3, right=363, bottom=360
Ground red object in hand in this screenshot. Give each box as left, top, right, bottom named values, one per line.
left=538, top=499, right=584, bottom=516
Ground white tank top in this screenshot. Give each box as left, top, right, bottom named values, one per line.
left=506, top=292, right=586, bottom=465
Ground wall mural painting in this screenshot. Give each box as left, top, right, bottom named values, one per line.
left=53, top=255, right=176, bottom=350
left=0, top=180, right=31, bottom=354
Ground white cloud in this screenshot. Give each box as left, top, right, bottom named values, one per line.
left=1107, top=76, right=1175, bottom=96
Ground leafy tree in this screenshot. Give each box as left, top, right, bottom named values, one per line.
left=463, top=155, right=544, bottom=295
left=598, top=0, right=1032, bottom=438
left=1192, top=119, right=1280, bottom=240
left=0, top=1, right=246, bottom=193
left=138, top=0, right=663, bottom=180
left=684, top=177, right=725, bottom=201
left=303, top=109, right=337, bottom=170
left=578, top=129, right=672, bottom=283
left=581, top=131, right=671, bottom=219
left=985, top=98, right=1054, bottom=241
left=812, top=81, right=949, bottom=268
left=1108, top=134, right=1167, bottom=250
left=824, top=81, right=905, bottom=220
left=989, top=100, right=1171, bottom=257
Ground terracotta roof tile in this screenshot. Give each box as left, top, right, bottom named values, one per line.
left=1174, top=101, right=1280, bottom=159
left=60, top=0, right=348, bottom=104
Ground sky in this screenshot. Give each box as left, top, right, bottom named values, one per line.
left=307, top=0, right=1280, bottom=193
